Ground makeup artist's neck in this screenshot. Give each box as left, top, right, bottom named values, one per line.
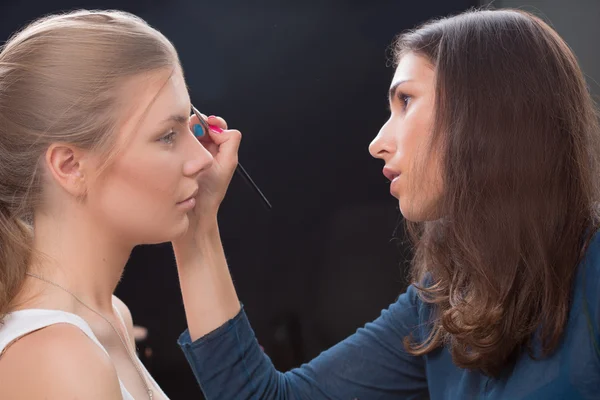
left=28, top=209, right=133, bottom=313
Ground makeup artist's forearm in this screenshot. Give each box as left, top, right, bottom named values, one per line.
left=174, top=222, right=241, bottom=341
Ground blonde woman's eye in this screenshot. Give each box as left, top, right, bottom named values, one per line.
left=159, top=131, right=177, bottom=144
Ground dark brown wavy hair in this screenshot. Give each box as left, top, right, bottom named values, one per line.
left=396, top=9, right=600, bottom=376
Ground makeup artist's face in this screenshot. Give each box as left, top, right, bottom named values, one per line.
left=369, top=52, right=443, bottom=222
left=89, top=67, right=213, bottom=244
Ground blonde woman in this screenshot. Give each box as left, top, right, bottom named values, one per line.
left=0, top=10, right=240, bottom=399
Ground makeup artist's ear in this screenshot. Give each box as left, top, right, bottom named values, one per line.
left=45, top=143, right=90, bottom=198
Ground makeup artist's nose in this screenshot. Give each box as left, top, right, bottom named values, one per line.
left=369, top=119, right=396, bottom=161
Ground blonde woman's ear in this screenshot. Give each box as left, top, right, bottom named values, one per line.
left=44, top=144, right=88, bottom=198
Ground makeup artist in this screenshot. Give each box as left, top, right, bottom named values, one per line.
left=175, top=8, right=600, bottom=400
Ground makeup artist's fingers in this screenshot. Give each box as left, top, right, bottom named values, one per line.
left=189, top=114, right=228, bottom=139
left=189, top=113, right=209, bottom=133
left=189, top=115, right=214, bottom=147
left=207, top=115, right=228, bottom=130
left=188, top=113, right=226, bottom=129
left=189, top=113, right=201, bottom=128
left=207, top=128, right=241, bottom=171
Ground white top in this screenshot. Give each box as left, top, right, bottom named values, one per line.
left=0, top=308, right=168, bottom=399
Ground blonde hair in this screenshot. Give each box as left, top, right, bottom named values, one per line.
left=0, top=10, right=179, bottom=319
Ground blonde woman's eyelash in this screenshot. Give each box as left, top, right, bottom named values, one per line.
left=159, top=130, right=177, bottom=144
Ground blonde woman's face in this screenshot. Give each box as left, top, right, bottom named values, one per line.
left=88, top=68, right=213, bottom=244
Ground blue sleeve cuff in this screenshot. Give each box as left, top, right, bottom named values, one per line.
left=177, top=304, right=247, bottom=349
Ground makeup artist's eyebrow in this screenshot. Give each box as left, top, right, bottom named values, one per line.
left=388, top=79, right=413, bottom=102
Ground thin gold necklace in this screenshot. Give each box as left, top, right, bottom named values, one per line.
left=25, top=272, right=153, bottom=400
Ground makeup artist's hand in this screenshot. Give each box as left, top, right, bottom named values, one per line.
left=181, top=113, right=240, bottom=239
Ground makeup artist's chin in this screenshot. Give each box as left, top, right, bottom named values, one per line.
left=399, top=197, right=443, bottom=222
left=398, top=201, right=423, bottom=223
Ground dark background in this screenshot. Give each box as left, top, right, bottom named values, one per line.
left=1, top=1, right=476, bottom=398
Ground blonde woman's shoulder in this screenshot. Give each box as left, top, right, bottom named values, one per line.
left=0, top=323, right=123, bottom=399
left=112, top=295, right=138, bottom=347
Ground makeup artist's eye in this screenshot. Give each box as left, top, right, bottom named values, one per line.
left=159, top=130, right=177, bottom=145
left=398, top=92, right=411, bottom=109
left=386, top=92, right=412, bottom=112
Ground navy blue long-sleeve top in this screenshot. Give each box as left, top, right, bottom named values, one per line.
left=178, top=234, right=600, bottom=399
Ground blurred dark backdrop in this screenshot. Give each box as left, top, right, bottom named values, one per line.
left=1, top=1, right=476, bottom=398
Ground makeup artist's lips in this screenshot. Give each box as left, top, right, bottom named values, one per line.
left=383, top=166, right=400, bottom=182
left=383, top=167, right=401, bottom=196
left=177, top=188, right=199, bottom=209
